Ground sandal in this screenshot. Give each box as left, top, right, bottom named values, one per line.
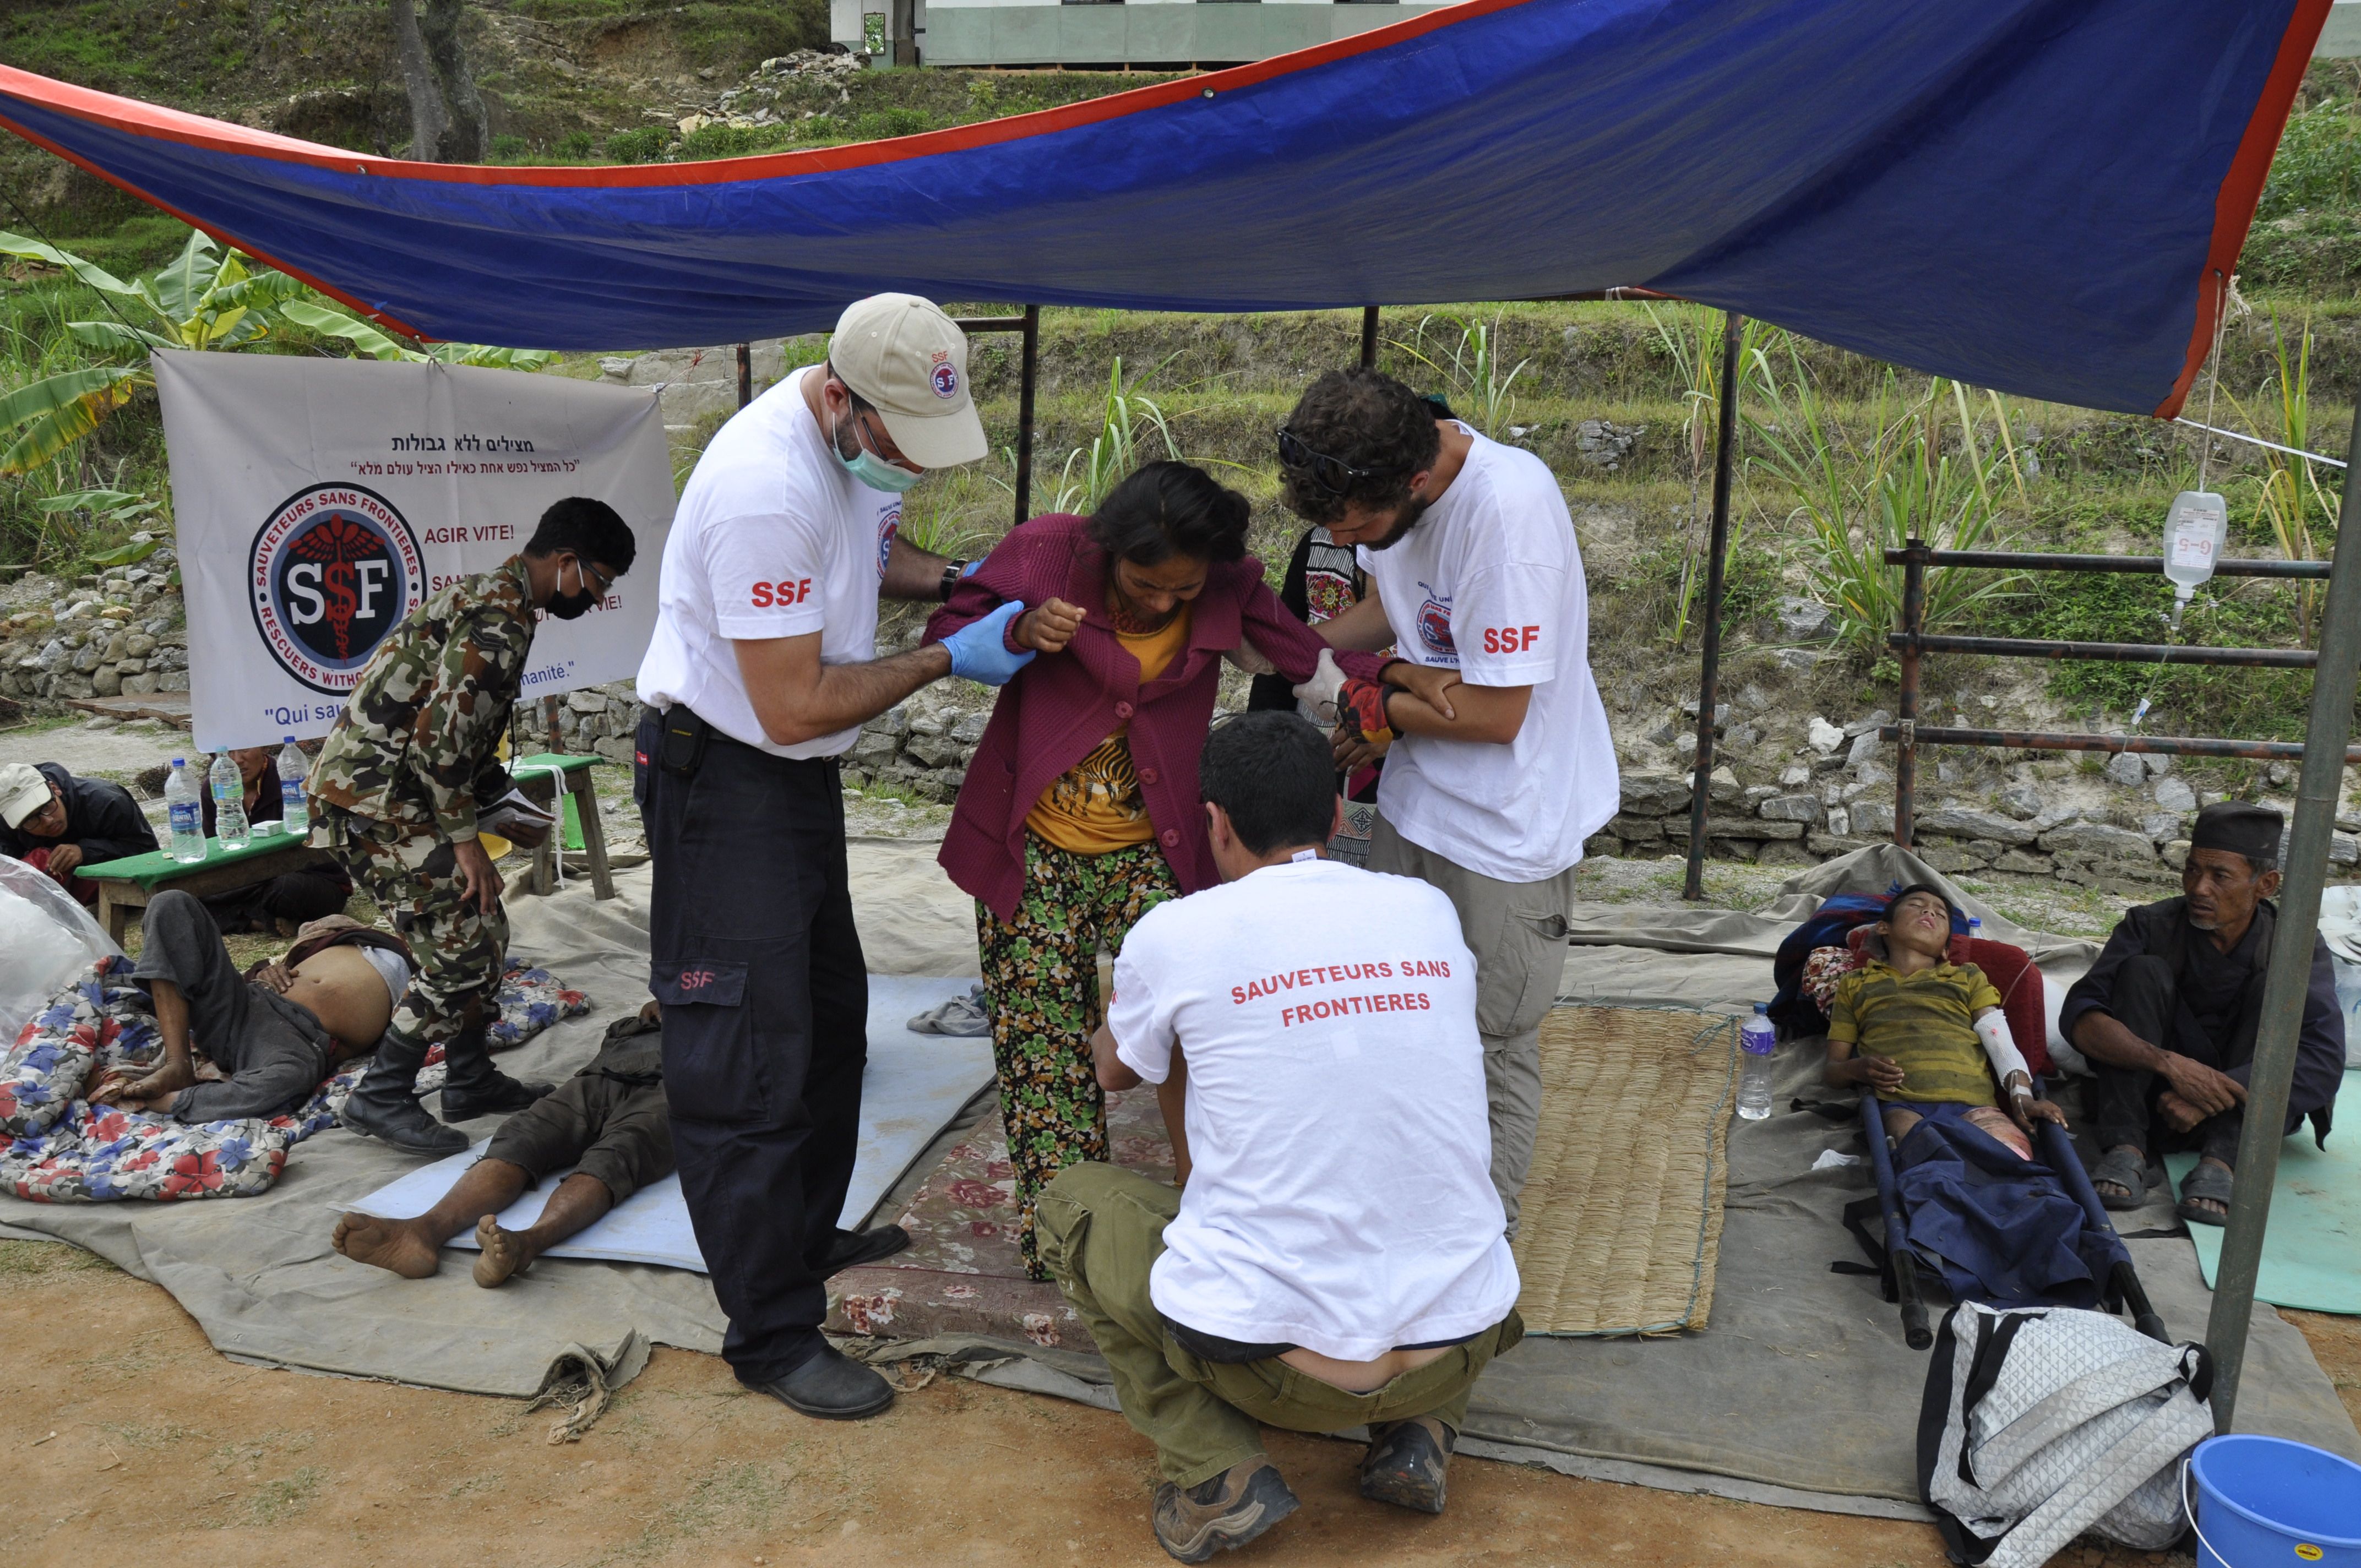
left=2177, top=1160, right=2235, bottom=1227
left=2090, top=1146, right=2152, bottom=1211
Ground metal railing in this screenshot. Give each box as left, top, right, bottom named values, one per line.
left=1877, top=541, right=2357, bottom=845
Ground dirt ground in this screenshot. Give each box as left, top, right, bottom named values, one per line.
left=8, top=1240, right=2341, bottom=1566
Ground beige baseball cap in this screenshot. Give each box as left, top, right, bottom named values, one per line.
left=828, top=293, right=989, bottom=470
left=0, top=762, right=50, bottom=830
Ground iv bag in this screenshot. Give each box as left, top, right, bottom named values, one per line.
left=2163, top=491, right=2226, bottom=625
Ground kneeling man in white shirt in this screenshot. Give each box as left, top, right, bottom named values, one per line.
left=1036, top=710, right=1524, bottom=1564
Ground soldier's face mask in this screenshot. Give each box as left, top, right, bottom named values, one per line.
left=546, top=556, right=607, bottom=620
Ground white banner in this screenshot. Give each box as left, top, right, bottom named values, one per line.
left=155, top=350, right=673, bottom=751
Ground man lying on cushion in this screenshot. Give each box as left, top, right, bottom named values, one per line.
left=1821, top=884, right=2065, bottom=1157
left=91, top=891, right=412, bottom=1121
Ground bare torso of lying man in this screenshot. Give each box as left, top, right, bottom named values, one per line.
left=257, top=943, right=397, bottom=1054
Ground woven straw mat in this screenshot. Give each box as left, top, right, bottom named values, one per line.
left=1509, top=1004, right=1738, bottom=1336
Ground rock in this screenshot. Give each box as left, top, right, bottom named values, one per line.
left=1775, top=597, right=1835, bottom=641
left=1825, top=805, right=1851, bottom=837
left=1852, top=760, right=1894, bottom=791
left=1852, top=802, right=1897, bottom=837
left=1724, top=722, right=1763, bottom=749
left=1759, top=841, right=1817, bottom=866
left=1619, top=773, right=1692, bottom=815
left=848, top=730, right=899, bottom=767
left=1997, top=781, right=2044, bottom=820
left=101, top=630, right=128, bottom=662
left=1780, top=764, right=1811, bottom=787
left=1585, top=832, right=1623, bottom=859
left=2267, top=762, right=2294, bottom=787
left=593, top=736, right=634, bottom=764
left=1918, top=841, right=1998, bottom=873
left=1673, top=732, right=1699, bottom=757
left=2153, top=776, right=2197, bottom=813
left=121, top=673, right=160, bottom=695
left=907, top=713, right=946, bottom=738
left=2041, top=820, right=2157, bottom=861
left=71, top=643, right=102, bottom=674
left=1916, top=808, right=2038, bottom=846
left=2103, top=753, right=2147, bottom=788
left=124, top=633, right=156, bottom=658
left=2335, top=832, right=2361, bottom=868
left=1847, top=729, right=1890, bottom=771
left=2031, top=805, right=2083, bottom=834
left=1807, top=716, right=1845, bottom=755
left=1606, top=814, right=1668, bottom=841
left=950, top=713, right=989, bottom=745
left=1809, top=830, right=1881, bottom=856
left=157, top=673, right=189, bottom=692
left=1680, top=698, right=1729, bottom=728
left=2143, top=753, right=2174, bottom=778
left=1758, top=793, right=1823, bottom=824
left=872, top=705, right=911, bottom=738
left=1772, top=648, right=1831, bottom=672
left=1709, top=837, right=1761, bottom=862
left=904, top=734, right=965, bottom=769
left=1713, top=817, right=1808, bottom=841
left=2140, top=813, right=2186, bottom=843
left=1992, top=849, right=2053, bottom=875
left=1644, top=718, right=1678, bottom=746
left=1812, top=753, right=1849, bottom=776
left=567, top=689, right=608, bottom=714
left=1573, top=418, right=1644, bottom=471
left=90, top=665, right=121, bottom=696
left=1845, top=710, right=1894, bottom=738
left=2162, top=839, right=2191, bottom=872
left=1708, top=765, right=1742, bottom=805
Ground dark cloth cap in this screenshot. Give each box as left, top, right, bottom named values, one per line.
left=2191, top=801, right=2283, bottom=862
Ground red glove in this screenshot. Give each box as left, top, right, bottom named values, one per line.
left=1339, top=678, right=1397, bottom=744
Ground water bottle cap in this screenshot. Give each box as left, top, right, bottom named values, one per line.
left=1753, top=1002, right=1769, bottom=1014
left=172, top=756, right=184, bottom=765
left=284, top=734, right=295, bottom=744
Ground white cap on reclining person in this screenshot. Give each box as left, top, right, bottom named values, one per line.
left=828, top=292, right=989, bottom=470
left=0, top=762, right=49, bottom=829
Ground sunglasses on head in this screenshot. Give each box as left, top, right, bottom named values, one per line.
left=1276, top=427, right=1411, bottom=498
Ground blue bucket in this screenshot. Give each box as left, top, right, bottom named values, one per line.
left=2188, top=1435, right=2361, bottom=1568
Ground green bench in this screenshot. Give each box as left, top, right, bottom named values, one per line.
left=75, top=827, right=335, bottom=945
left=508, top=751, right=617, bottom=901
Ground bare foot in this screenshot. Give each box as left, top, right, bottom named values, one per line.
left=472, top=1214, right=532, bottom=1288
left=331, top=1212, right=443, bottom=1278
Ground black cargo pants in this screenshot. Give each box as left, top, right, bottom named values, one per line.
left=637, top=708, right=869, bottom=1384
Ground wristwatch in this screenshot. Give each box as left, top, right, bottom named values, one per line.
left=939, top=559, right=970, bottom=601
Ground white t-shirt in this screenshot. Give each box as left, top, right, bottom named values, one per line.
left=636, top=367, right=904, bottom=759
left=1357, top=427, right=1619, bottom=882
left=1109, top=856, right=1520, bottom=1360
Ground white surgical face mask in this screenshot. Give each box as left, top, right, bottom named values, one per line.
left=831, top=407, right=923, bottom=493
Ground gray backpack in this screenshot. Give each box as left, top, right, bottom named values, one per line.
left=1919, top=1302, right=2212, bottom=1567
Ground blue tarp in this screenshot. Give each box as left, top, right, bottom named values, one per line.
left=0, top=0, right=2329, bottom=413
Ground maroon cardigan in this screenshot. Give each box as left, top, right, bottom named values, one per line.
left=925, top=512, right=1384, bottom=918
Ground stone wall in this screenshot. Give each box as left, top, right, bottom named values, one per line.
left=0, top=551, right=189, bottom=704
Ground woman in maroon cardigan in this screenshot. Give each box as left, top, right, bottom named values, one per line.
left=925, top=461, right=1380, bottom=1276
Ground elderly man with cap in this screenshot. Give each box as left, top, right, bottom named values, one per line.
left=0, top=760, right=159, bottom=904
left=2063, top=801, right=2346, bottom=1226
left=635, top=293, right=1035, bottom=1422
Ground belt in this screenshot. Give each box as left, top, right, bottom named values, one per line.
left=654, top=705, right=842, bottom=778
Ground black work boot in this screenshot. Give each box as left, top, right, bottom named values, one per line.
left=824, top=1224, right=912, bottom=1275
left=340, top=1031, right=470, bottom=1156
left=746, top=1343, right=894, bottom=1421
left=436, top=1019, right=553, bottom=1123
left=1359, top=1415, right=1455, bottom=1514
left=1152, top=1457, right=1299, bottom=1562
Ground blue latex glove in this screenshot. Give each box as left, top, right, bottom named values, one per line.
left=943, top=600, right=1035, bottom=686
left=961, top=559, right=983, bottom=578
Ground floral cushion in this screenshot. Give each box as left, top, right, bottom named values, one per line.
left=0, top=956, right=591, bottom=1203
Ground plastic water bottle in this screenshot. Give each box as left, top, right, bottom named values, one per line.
left=1738, top=1004, right=1776, bottom=1121
left=2163, top=491, right=2227, bottom=629
left=276, top=736, right=309, bottom=838
left=1967, top=916, right=1983, bottom=949
left=208, top=751, right=250, bottom=851
left=164, top=758, right=205, bottom=863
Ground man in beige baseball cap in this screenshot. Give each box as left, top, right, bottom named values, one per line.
left=811, top=292, right=989, bottom=478
left=1, top=758, right=160, bottom=902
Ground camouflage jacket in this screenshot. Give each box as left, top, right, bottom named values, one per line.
left=308, top=557, right=536, bottom=841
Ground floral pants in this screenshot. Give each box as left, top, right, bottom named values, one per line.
left=976, top=834, right=1178, bottom=1278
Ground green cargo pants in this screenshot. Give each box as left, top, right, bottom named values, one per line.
left=1034, top=1162, right=1524, bottom=1489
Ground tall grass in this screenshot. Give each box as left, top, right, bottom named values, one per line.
left=1642, top=304, right=1783, bottom=647
left=1032, top=356, right=1189, bottom=516
left=1391, top=311, right=1530, bottom=438
left=2221, top=309, right=2335, bottom=644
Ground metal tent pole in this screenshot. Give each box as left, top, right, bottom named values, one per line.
left=1683, top=310, right=1744, bottom=901
left=2203, top=396, right=2361, bottom=1431
left=1360, top=306, right=1380, bottom=369
left=1014, top=304, right=1039, bottom=527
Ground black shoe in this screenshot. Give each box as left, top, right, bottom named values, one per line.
left=435, top=1020, right=553, bottom=1123
left=340, top=1032, right=471, bottom=1156
left=824, top=1224, right=912, bottom=1275
left=1152, top=1458, right=1299, bottom=1563
left=746, top=1344, right=894, bottom=1421
left=1359, top=1416, right=1455, bottom=1514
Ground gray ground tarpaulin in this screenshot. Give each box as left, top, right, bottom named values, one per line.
left=0, top=841, right=978, bottom=1398
left=866, top=846, right=2361, bottom=1517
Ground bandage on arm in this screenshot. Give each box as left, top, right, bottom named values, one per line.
left=1973, top=1010, right=2033, bottom=1096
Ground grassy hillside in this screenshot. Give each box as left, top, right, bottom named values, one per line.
left=2, top=10, right=2357, bottom=782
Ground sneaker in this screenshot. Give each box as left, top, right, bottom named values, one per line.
left=1359, top=1415, right=1455, bottom=1514
left=1151, top=1457, right=1298, bottom=1563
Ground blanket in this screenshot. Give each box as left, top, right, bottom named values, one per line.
left=0, top=956, right=588, bottom=1202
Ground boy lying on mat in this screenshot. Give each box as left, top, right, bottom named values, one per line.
left=1820, top=884, right=2065, bottom=1158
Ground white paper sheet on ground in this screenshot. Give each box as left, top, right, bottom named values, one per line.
left=337, top=975, right=989, bottom=1272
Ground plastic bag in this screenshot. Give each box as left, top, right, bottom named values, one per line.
left=0, top=855, right=121, bottom=1044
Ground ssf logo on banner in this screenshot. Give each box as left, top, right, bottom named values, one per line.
left=155, top=349, right=675, bottom=751
left=249, top=485, right=425, bottom=693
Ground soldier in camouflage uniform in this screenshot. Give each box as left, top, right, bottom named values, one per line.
left=311, top=497, right=639, bottom=1155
